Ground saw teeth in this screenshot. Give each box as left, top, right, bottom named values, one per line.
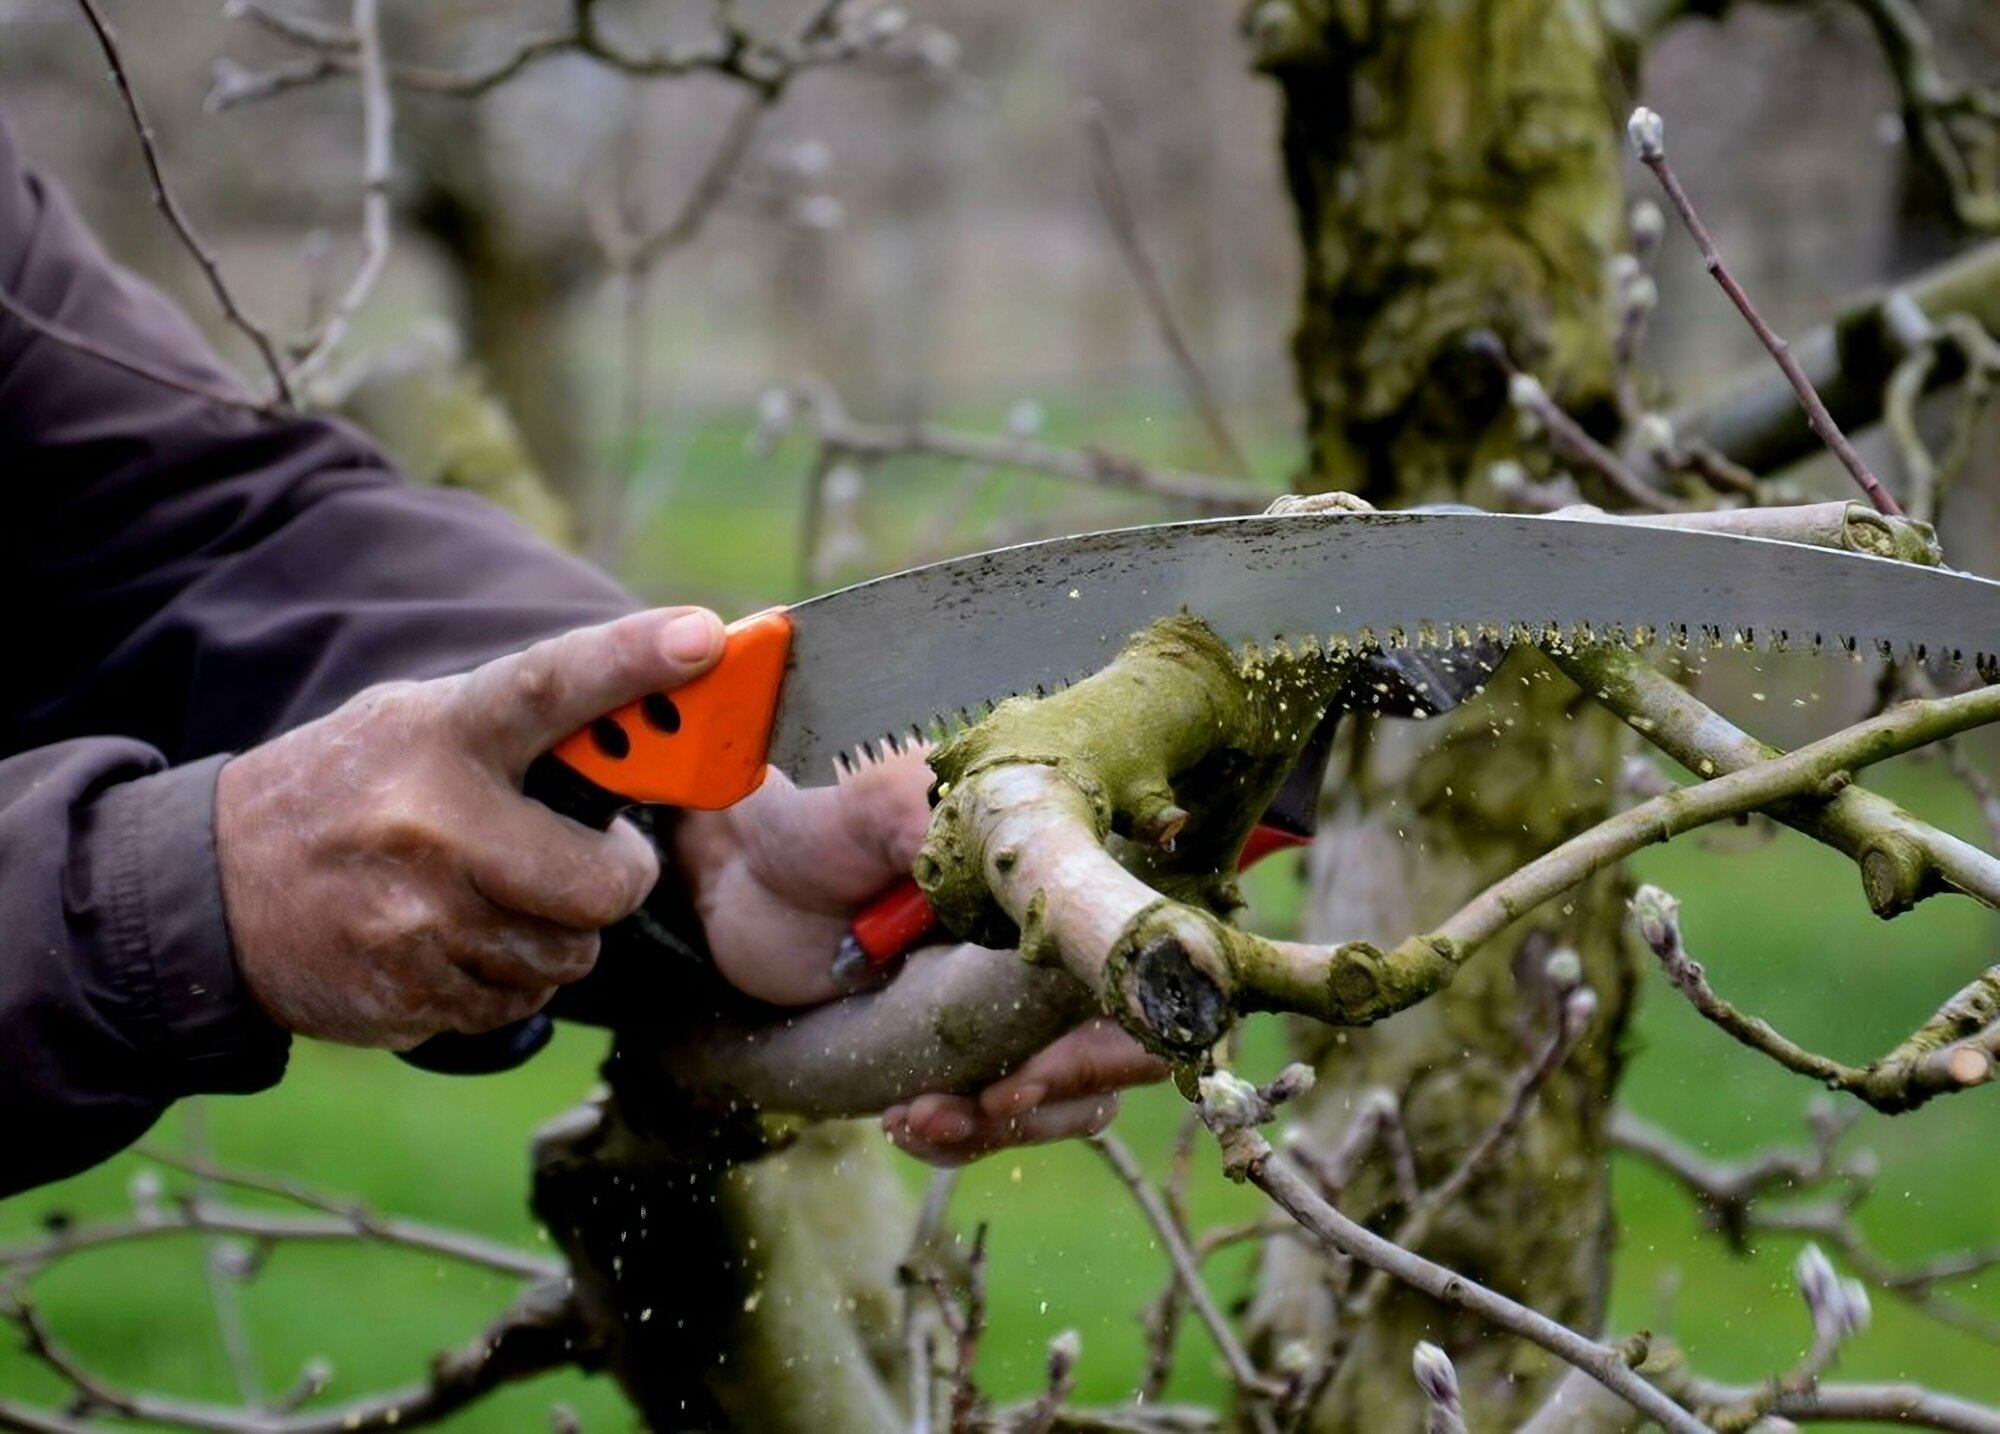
left=821, top=618, right=1995, bottom=784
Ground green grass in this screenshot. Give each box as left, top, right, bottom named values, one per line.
left=4, top=397, right=1996, bottom=1429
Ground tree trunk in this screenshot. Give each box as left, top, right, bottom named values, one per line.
left=1245, top=2, right=1641, bottom=1426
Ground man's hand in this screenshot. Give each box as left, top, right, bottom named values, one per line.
left=674, top=751, right=1169, bottom=1163
left=217, top=607, right=726, bottom=1048
left=881, top=1019, right=1167, bottom=1165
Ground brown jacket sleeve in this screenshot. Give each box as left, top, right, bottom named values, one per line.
left=0, top=113, right=637, bottom=1195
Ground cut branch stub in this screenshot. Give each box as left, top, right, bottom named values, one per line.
left=916, top=615, right=1351, bottom=1057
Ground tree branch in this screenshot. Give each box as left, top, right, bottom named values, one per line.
left=283, top=0, right=392, bottom=390
left=757, top=378, right=1265, bottom=514
left=1631, top=882, right=1998, bottom=1111
left=1088, top=1133, right=1285, bottom=1418
left=1628, top=108, right=1902, bottom=515
left=1217, top=1136, right=1701, bottom=1433
left=72, top=0, right=295, bottom=404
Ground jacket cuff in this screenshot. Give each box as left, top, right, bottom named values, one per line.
left=94, top=754, right=290, bottom=1095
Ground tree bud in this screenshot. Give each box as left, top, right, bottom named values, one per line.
left=1412, top=1341, right=1460, bottom=1404
left=1627, top=883, right=1682, bottom=954
left=1544, top=946, right=1583, bottom=989
left=1635, top=412, right=1676, bottom=458
left=1628, top=107, right=1666, bottom=161
left=1630, top=198, right=1666, bottom=251
left=1199, top=1070, right=1266, bottom=1130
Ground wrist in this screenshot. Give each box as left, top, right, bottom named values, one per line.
left=93, top=754, right=290, bottom=1094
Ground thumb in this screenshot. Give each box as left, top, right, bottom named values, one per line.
left=452, top=607, right=726, bottom=774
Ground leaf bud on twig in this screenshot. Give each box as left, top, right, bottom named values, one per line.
left=1046, top=1327, right=1082, bottom=1383
left=1627, top=883, right=1682, bottom=956
left=1544, top=946, right=1584, bottom=990
left=1264, top=1062, right=1317, bottom=1106
left=1198, top=1071, right=1265, bottom=1131
left=1413, top=1342, right=1468, bottom=1433
left=1563, top=985, right=1600, bottom=1038
left=1628, top=107, right=1666, bottom=162
left=1412, top=1341, right=1460, bottom=1404
left=1795, top=1242, right=1841, bottom=1336
left=1629, top=198, right=1665, bottom=254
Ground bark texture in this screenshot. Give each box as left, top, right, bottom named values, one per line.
left=1245, top=2, right=1640, bottom=1426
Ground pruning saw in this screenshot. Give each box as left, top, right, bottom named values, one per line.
left=404, top=506, right=2000, bottom=1074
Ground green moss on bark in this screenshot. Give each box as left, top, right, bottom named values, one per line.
left=919, top=615, right=1352, bottom=947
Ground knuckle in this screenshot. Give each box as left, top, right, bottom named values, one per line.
left=353, top=884, right=446, bottom=952
left=370, top=794, right=451, bottom=858
left=603, top=616, right=659, bottom=686
left=508, top=640, right=568, bottom=724
left=546, top=930, right=601, bottom=984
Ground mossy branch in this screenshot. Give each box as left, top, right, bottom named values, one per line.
left=911, top=517, right=2000, bottom=1057
left=1549, top=642, right=2000, bottom=917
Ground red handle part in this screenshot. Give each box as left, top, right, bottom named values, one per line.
left=848, top=876, right=938, bottom=964
left=839, top=819, right=1315, bottom=977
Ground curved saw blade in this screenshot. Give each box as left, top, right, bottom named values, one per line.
left=768, top=510, right=2000, bottom=785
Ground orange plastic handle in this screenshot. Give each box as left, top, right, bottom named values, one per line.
left=550, top=607, right=794, bottom=811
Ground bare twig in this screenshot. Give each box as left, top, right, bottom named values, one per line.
left=1613, top=1106, right=2000, bottom=1344
left=1404, top=677, right=2000, bottom=975
left=1211, top=1137, right=1702, bottom=1433
left=283, top=0, right=392, bottom=389
left=179, top=1108, right=260, bottom=1406
left=72, top=0, right=294, bottom=404
left=1348, top=975, right=1598, bottom=1321
left=210, top=0, right=939, bottom=108
left=941, top=1224, right=990, bottom=1434
left=616, top=92, right=769, bottom=273
left=1017, top=1331, right=1081, bottom=1434
left=0, top=1279, right=588, bottom=1434
left=226, top=0, right=355, bottom=52
left=1880, top=296, right=2000, bottom=525
left=1283, top=1087, right=1419, bottom=1212
left=1943, top=735, right=2000, bottom=848
left=1662, top=238, right=2000, bottom=481
left=1631, top=884, right=1998, bottom=1112
left=1547, top=638, right=2000, bottom=917
left=1088, top=1132, right=1285, bottom=1422
left=903, top=1168, right=962, bottom=1434
left=0, top=1198, right=560, bottom=1285
left=1474, top=333, right=1681, bottom=512
left=1682, top=1375, right=2000, bottom=1431
left=1627, top=108, right=1903, bottom=516
left=1082, top=103, right=1251, bottom=480
left=756, top=378, right=1262, bottom=512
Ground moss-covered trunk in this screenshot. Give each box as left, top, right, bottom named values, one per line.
left=1245, top=1, right=1640, bottom=1425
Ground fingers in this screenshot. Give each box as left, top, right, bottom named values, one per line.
left=711, top=748, right=934, bottom=906
left=452, top=920, right=601, bottom=991
left=974, top=1019, right=1170, bottom=1119
left=450, top=607, right=726, bottom=775
left=464, top=804, right=660, bottom=931
left=832, top=747, right=936, bottom=875
left=883, top=1092, right=1122, bottom=1167
left=877, top=1020, right=1170, bottom=1166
